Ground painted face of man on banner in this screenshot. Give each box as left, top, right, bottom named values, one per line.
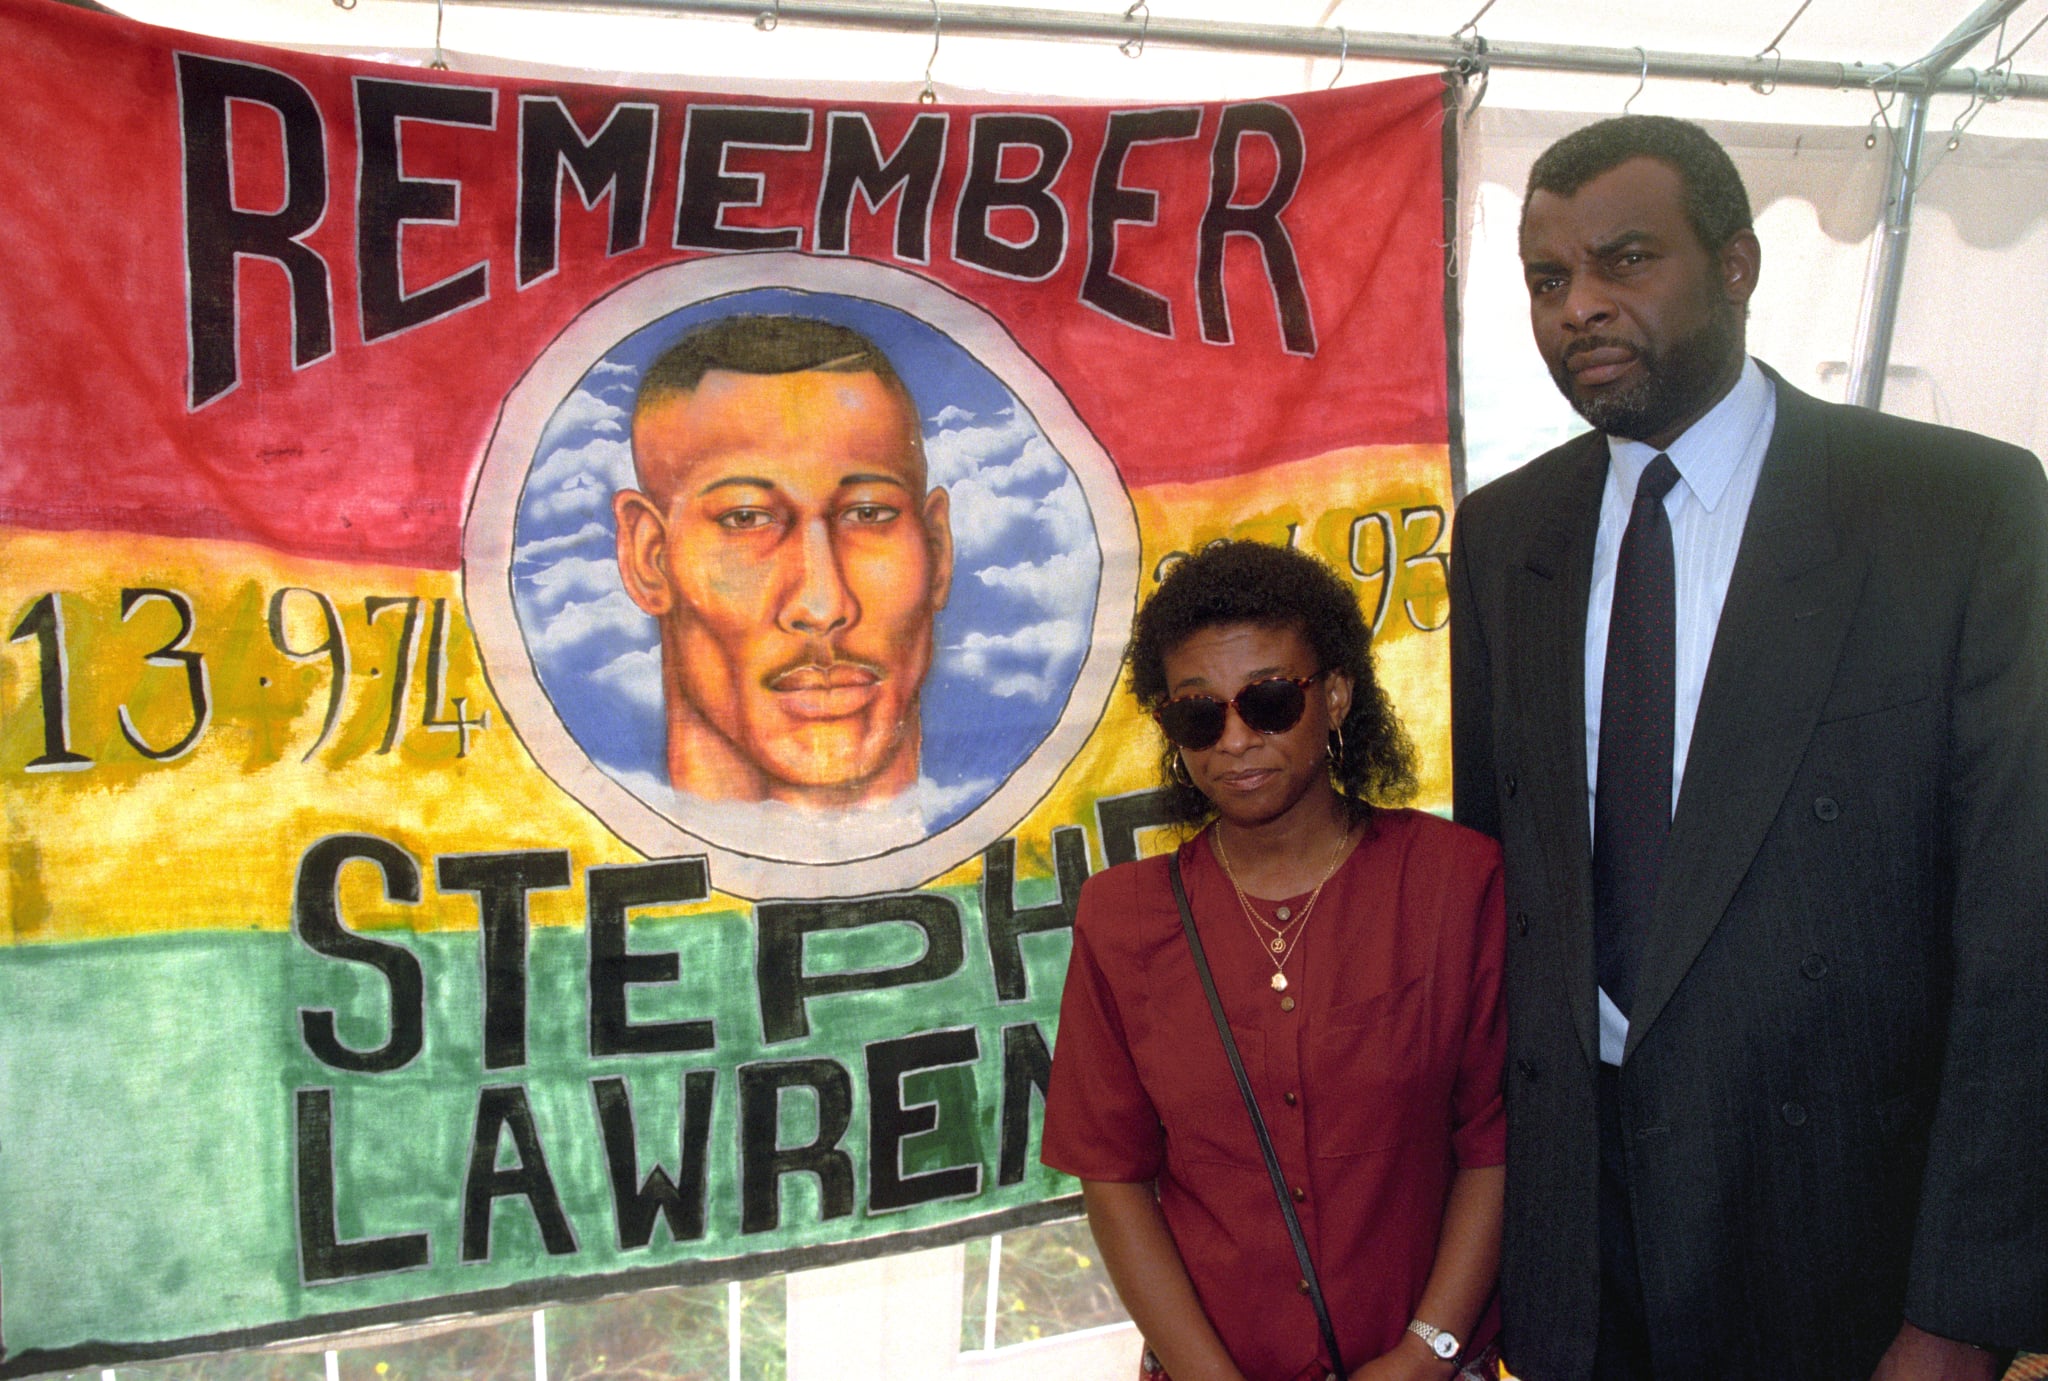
left=614, top=315, right=954, bottom=809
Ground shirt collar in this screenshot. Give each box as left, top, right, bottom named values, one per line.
left=1605, top=356, right=1772, bottom=512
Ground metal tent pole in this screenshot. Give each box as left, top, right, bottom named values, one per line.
left=1846, top=0, right=2033, bottom=409
left=469, top=0, right=2048, bottom=100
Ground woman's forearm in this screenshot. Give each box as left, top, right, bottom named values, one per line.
left=1410, top=1163, right=1504, bottom=1351
left=1081, top=1178, right=1247, bottom=1381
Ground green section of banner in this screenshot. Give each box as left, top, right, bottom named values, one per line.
left=0, top=882, right=1076, bottom=1358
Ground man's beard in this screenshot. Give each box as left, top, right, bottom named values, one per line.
left=1550, top=299, right=1742, bottom=442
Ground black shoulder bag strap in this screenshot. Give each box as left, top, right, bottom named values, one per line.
left=1167, top=851, right=1346, bottom=1381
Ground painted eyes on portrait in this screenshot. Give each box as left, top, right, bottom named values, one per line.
left=704, top=493, right=907, bottom=534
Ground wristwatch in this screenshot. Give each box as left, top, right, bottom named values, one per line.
left=1406, top=1318, right=1463, bottom=1361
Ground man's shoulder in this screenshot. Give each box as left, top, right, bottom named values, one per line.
left=1461, top=428, right=1603, bottom=518
left=1774, top=374, right=2043, bottom=500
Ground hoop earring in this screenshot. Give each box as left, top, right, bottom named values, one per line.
left=1169, top=753, right=1194, bottom=789
left=1327, top=724, right=1346, bottom=770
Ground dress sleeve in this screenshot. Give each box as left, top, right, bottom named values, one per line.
left=1449, top=841, right=1508, bottom=1169
left=1040, top=873, right=1166, bottom=1183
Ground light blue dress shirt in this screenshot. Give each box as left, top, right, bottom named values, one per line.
left=1585, top=356, right=1777, bottom=1064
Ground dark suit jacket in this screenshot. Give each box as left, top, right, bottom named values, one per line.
left=1448, top=370, right=2048, bottom=1380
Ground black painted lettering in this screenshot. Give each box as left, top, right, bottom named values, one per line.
left=1095, top=789, right=1177, bottom=868
left=293, top=835, right=425, bottom=1074
left=1082, top=107, right=1201, bottom=334
left=1197, top=102, right=1315, bottom=355
left=998, top=1023, right=1053, bottom=1186
left=176, top=53, right=332, bottom=408
left=738, top=1059, right=855, bottom=1234
left=588, top=859, right=716, bottom=1057
left=815, top=111, right=946, bottom=261
left=461, top=1084, right=578, bottom=1261
left=981, top=828, right=1089, bottom=1002
left=756, top=895, right=965, bottom=1044
left=437, top=851, right=571, bottom=1070
left=592, top=1071, right=715, bottom=1249
left=295, top=1087, right=430, bottom=1281
left=867, top=1028, right=982, bottom=1212
left=952, top=114, right=1071, bottom=282
left=674, top=106, right=812, bottom=252
left=516, top=96, right=656, bottom=287
left=355, top=77, right=495, bottom=341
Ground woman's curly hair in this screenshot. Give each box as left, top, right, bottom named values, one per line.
left=1127, top=539, right=1419, bottom=828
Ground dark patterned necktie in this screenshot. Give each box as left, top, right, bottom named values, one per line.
left=1594, top=453, right=1681, bottom=1018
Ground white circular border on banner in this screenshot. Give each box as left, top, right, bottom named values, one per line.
left=466, top=254, right=1138, bottom=901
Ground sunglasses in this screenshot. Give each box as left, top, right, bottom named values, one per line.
left=1156, top=672, right=1326, bottom=751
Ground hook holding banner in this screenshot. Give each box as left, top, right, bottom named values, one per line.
left=1623, top=46, right=1646, bottom=114
left=755, top=0, right=780, bottom=31
left=1865, top=68, right=1899, bottom=151
left=1326, top=26, right=1348, bottom=89
left=1752, top=46, right=1782, bottom=96
left=430, top=0, right=449, bottom=70
left=1120, top=1, right=1150, bottom=59
left=919, top=0, right=940, bottom=103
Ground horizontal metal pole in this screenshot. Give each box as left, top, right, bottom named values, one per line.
left=465, top=0, right=2048, bottom=101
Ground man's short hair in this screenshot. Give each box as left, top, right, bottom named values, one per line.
left=1524, top=115, right=1753, bottom=253
left=634, top=315, right=908, bottom=425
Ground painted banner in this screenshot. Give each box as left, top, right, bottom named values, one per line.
left=0, top=0, right=1459, bottom=1370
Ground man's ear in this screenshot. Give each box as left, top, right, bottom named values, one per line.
left=922, top=486, right=954, bottom=610
left=1721, top=228, right=1761, bottom=309
left=614, top=489, right=674, bottom=617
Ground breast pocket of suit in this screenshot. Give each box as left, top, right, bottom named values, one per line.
left=1311, top=974, right=1431, bottom=1154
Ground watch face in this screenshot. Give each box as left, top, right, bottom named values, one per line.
left=1431, top=1334, right=1460, bottom=1359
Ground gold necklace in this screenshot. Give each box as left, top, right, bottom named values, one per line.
left=1212, top=822, right=1351, bottom=996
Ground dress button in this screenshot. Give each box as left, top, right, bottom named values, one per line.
left=1291, top=1186, right=1307, bottom=1203
left=1280, top=996, right=1296, bottom=1012
left=1516, top=911, right=1529, bottom=937
left=1813, top=796, right=1840, bottom=821
left=1781, top=1102, right=1808, bottom=1126
left=1298, top=1278, right=1311, bottom=1295
left=1283, top=1091, right=1299, bottom=1106
left=1801, top=954, right=1829, bottom=980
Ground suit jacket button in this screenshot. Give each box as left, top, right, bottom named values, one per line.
left=1298, top=1278, right=1312, bottom=1295
left=1801, top=954, right=1829, bottom=980
left=1517, top=1059, right=1539, bottom=1082
left=1781, top=1102, right=1808, bottom=1126
left=1516, top=911, right=1530, bottom=937
left=1504, top=772, right=1519, bottom=798
left=1813, top=796, right=1840, bottom=821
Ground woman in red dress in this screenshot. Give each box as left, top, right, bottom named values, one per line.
left=1042, top=539, right=1506, bottom=1381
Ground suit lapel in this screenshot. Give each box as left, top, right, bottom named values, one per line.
left=1506, top=433, right=1607, bottom=1069
left=1624, top=379, right=1867, bottom=1058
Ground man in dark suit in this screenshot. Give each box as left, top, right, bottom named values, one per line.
left=1449, top=115, right=2047, bottom=1381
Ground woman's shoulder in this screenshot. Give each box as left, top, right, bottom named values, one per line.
left=1074, top=840, right=1198, bottom=942
left=1368, top=807, right=1504, bottom=877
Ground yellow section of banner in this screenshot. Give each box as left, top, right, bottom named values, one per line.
left=1014, top=442, right=1457, bottom=879
left=2, top=440, right=1453, bottom=943
left=0, top=529, right=634, bottom=944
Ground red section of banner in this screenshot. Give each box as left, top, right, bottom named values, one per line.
left=0, top=0, right=1446, bottom=569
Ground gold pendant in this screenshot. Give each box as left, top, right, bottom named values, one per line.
left=1270, top=937, right=1286, bottom=953
left=1270, top=972, right=1288, bottom=991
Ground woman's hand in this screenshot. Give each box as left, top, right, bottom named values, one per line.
left=1347, top=1332, right=1457, bottom=1381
